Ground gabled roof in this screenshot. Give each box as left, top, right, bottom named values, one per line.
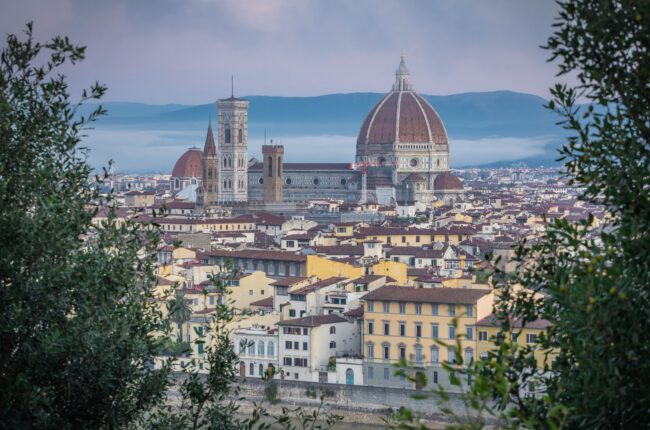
left=270, top=276, right=309, bottom=287
left=476, top=313, right=551, bottom=330
left=290, top=277, right=349, bottom=296
left=276, top=314, right=348, bottom=327
left=362, top=285, right=489, bottom=305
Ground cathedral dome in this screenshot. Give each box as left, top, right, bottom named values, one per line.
left=357, top=57, right=448, bottom=146
left=172, top=147, right=203, bottom=178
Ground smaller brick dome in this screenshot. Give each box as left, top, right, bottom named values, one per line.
left=434, top=172, right=463, bottom=190
left=172, top=148, right=203, bottom=178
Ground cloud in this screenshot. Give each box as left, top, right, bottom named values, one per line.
left=81, top=124, right=551, bottom=173
left=0, top=0, right=570, bottom=104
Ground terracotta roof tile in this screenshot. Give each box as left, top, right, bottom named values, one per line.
left=362, top=285, right=489, bottom=305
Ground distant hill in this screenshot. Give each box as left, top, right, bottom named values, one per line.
left=80, top=91, right=569, bottom=171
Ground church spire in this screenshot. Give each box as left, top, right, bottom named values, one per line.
left=203, top=118, right=216, bottom=156
left=392, top=55, right=412, bottom=92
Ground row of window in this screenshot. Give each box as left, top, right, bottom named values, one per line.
left=285, top=341, right=308, bottom=351
left=283, top=357, right=308, bottom=367
left=254, top=176, right=350, bottom=186
left=222, top=179, right=246, bottom=190
left=367, top=321, right=475, bottom=340
left=366, top=367, right=466, bottom=387
left=282, top=327, right=308, bottom=335
left=239, top=340, right=275, bottom=356
left=223, top=127, right=243, bottom=144
left=366, top=343, right=474, bottom=364
left=366, top=302, right=473, bottom=317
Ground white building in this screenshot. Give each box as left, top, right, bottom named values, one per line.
left=232, top=325, right=279, bottom=379
left=277, top=314, right=359, bottom=382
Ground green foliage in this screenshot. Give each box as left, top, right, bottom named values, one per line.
left=158, top=339, right=192, bottom=357
left=389, top=1, right=650, bottom=429
left=326, top=356, right=336, bottom=371
left=145, top=268, right=245, bottom=430
left=265, top=381, right=280, bottom=404
left=0, top=23, right=172, bottom=428
left=167, top=289, right=193, bottom=343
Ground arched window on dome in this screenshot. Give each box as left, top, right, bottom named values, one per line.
left=175, top=179, right=180, bottom=189
left=225, top=127, right=231, bottom=144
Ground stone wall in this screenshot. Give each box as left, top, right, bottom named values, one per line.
left=235, top=377, right=476, bottom=423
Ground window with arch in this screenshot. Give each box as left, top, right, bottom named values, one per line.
left=258, top=341, right=265, bottom=356
left=414, top=345, right=423, bottom=362
left=175, top=178, right=180, bottom=189
left=248, top=341, right=255, bottom=355
left=238, top=128, right=243, bottom=143
left=430, top=346, right=439, bottom=363
left=345, top=368, right=354, bottom=385
left=239, top=340, right=246, bottom=354
left=277, top=156, right=282, bottom=177
left=268, top=156, right=273, bottom=176
left=225, top=127, right=231, bottom=143
left=330, top=326, right=336, bottom=334
left=223, top=180, right=227, bottom=189
left=268, top=341, right=275, bottom=356
left=223, top=157, right=227, bottom=168
left=249, top=362, right=254, bottom=376
left=366, top=342, right=375, bottom=358
left=465, top=348, right=474, bottom=365
left=382, top=343, right=390, bottom=359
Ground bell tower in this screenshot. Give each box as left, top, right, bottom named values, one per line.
left=217, top=87, right=249, bottom=203
left=199, top=119, right=218, bottom=209
left=262, top=144, right=284, bottom=203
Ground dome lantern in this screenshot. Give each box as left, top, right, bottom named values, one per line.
left=392, top=55, right=412, bottom=92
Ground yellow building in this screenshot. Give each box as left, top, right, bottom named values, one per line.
left=361, top=285, right=493, bottom=390
left=124, top=190, right=155, bottom=207
left=305, top=255, right=408, bottom=285
left=357, top=227, right=435, bottom=247
left=476, top=314, right=552, bottom=367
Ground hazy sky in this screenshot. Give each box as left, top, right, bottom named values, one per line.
left=1, top=0, right=565, bottom=104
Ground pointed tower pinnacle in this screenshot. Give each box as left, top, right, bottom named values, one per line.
left=392, top=54, right=412, bottom=92
left=203, top=118, right=216, bottom=156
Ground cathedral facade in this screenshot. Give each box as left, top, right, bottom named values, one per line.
left=172, top=57, right=464, bottom=209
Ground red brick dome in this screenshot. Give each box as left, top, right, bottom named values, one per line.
left=172, top=148, right=202, bottom=178
left=357, top=57, right=448, bottom=147
left=357, top=92, right=448, bottom=146
left=434, top=172, right=464, bottom=190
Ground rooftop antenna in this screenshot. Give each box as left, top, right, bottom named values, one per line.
left=231, top=75, right=234, bottom=98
